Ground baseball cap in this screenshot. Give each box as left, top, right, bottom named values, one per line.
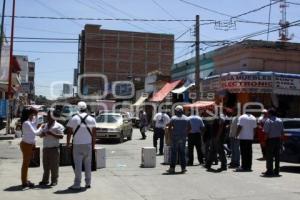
left=175, top=105, right=183, bottom=112
left=77, top=101, right=87, bottom=111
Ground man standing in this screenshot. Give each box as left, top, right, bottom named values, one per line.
left=167, top=105, right=190, bottom=174
left=67, top=101, right=96, bottom=190
left=228, top=109, right=240, bottom=168
left=205, top=112, right=227, bottom=171
left=263, top=108, right=284, bottom=177
left=153, top=109, right=170, bottom=155
left=257, top=109, right=268, bottom=160
left=39, top=110, right=64, bottom=186
left=139, top=110, right=148, bottom=140
left=236, top=111, right=257, bottom=172
left=187, top=110, right=205, bottom=165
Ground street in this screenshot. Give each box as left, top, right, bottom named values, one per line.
left=0, top=128, right=300, bottom=200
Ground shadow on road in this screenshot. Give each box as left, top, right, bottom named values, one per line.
left=280, top=166, right=300, bottom=174
left=54, top=188, right=87, bottom=194
left=4, top=185, right=26, bottom=192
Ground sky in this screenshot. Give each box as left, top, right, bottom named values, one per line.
left=1, top=0, right=300, bottom=99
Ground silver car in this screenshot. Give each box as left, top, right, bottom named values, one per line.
left=95, top=112, right=133, bottom=143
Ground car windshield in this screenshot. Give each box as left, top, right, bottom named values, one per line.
left=62, top=107, right=71, bottom=113
left=283, top=121, right=300, bottom=129
left=96, top=114, right=122, bottom=123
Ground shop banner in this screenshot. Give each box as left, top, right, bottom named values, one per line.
left=220, top=72, right=273, bottom=93
left=274, top=73, right=300, bottom=95
left=202, top=75, right=220, bottom=92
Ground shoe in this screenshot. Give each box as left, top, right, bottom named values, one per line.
left=262, top=171, right=274, bottom=176
left=181, top=169, right=187, bottom=174
left=166, top=168, right=175, bottom=174
left=228, top=165, right=239, bottom=169
left=187, top=163, right=193, bottom=166
left=39, top=181, right=49, bottom=186
left=68, top=185, right=81, bottom=190
left=235, top=167, right=247, bottom=172
left=159, top=152, right=163, bottom=155
left=50, top=182, right=57, bottom=186
left=85, top=185, right=91, bottom=189
left=22, top=181, right=35, bottom=188
left=219, top=166, right=227, bottom=171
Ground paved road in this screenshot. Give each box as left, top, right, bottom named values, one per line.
left=0, top=128, right=300, bottom=200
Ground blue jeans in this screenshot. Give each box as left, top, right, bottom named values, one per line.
left=170, top=138, right=186, bottom=170
left=230, top=138, right=240, bottom=166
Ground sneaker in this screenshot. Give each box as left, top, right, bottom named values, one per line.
left=50, top=182, right=57, bottom=186
left=68, top=185, right=81, bottom=190
left=22, top=181, right=35, bottom=188
left=166, top=168, right=175, bottom=174
left=85, top=185, right=91, bottom=189
left=181, top=169, right=187, bottom=174
left=39, top=181, right=49, bottom=186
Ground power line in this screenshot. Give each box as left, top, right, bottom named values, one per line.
left=14, top=49, right=77, bottom=54
left=287, top=1, right=300, bottom=6
left=151, top=0, right=189, bottom=28
left=34, top=0, right=82, bottom=27
left=179, top=0, right=233, bottom=18
left=231, top=0, right=280, bottom=19
left=4, top=15, right=195, bottom=22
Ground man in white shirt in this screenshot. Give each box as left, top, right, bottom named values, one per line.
left=153, top=110, right=170, bottom=155
left=66, top=101, right=96, bottom=190
left=236, top=111, right=257, bottom=172
left=39, top=110, right=64, bottom=186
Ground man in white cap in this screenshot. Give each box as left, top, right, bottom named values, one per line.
left=66, top=101, right=96, bottom=190
left=167, top=105, right=190, bottom=174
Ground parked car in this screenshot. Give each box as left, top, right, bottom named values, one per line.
left=280, top=118, right=300, bottom=163
left=95, top=112, right=133, bottom=143
left=57, top=105, right=79, bottom=126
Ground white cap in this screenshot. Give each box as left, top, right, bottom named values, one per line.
left=175, top=105, right=183, bottom=112
left=77, top=101, right=87, bottom=111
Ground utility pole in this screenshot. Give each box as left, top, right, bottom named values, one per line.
left=195, top=15, right=200, bottom=101
left=6, top=0, right=16, bottom=134
left=0, top=0, right=6, bottom=65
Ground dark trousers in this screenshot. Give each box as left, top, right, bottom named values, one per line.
left=188, top=133, right=203, bottom=164
left=42, top=147, right=60, bottom=183
left=240, top=140, right=253, bottom=170
left=170, top=138, right=186, bottom=170
left=140, top=126, right=147, bottom=139
left=206, top=138, right=227, bottom=168
left=153, top=128, right=164, bottom=154
left=266, top=138, right=281, bottom=174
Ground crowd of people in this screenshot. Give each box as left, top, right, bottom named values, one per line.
left=143, top=105, right=284, bottom=176
left=19, top=101, right=284, bottom=189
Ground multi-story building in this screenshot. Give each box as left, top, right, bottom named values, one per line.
left=78, top=24, right=174, bottom=96
left=173, top=40, right=300, bottom=116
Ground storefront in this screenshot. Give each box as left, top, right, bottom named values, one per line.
left=202, top=71, right=300, bottom=117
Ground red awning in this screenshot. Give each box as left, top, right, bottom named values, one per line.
left=12, top=56, right=21, bottom=72
left=183, top=101, right=215, bottom=110
left=150, top=80, right=181, bottom=102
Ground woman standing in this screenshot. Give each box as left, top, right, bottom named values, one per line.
left=20, top=107, right=43, bottom=188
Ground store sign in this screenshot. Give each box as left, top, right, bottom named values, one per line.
left=274, top=74, right=300, bottom=95
left=202, top=76, right=220, bottom=92
left=220, top=73, right=273, bottom=93
left=0, top=100, right=7, bottom=118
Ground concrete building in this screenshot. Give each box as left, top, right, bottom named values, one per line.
left=78, top=24, right=174, bottom=96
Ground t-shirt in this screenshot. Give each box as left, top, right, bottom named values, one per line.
left=188, top=115, right=205, bottom=134
left=237, top=114, right=257, bottom=140
left=263, top=116, right=284, bottom=138
left=170, top=115, right=190, bottom=140
left=153, top=112, right=170, bottom=129
left=42, top=121, right=64, bottom=148
left=66, top=113, right=96, bottom=145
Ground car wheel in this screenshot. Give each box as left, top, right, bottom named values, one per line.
left=127, top=129, right=133, bottom=140
left=118, top=132, right=124, bottom=143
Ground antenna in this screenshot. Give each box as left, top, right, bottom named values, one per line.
left=278, top=0, right=291, bottom=42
